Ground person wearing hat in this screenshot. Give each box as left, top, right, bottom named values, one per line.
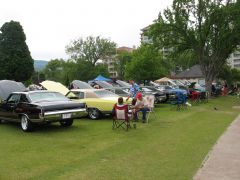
left=132, top=92, right=149, bottom=123
left=126, top=79, right=140, bottom=105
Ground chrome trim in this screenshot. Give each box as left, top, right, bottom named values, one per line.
left=44, top=108, right=86, bottom=115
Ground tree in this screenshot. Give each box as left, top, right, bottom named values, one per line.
left=168, top=49, right=197, bottom=73
left=149, top=0, right=240, bottom=93
left=125, top=44, right=169, bottom=82
left=65, top=36, right=117, bottom=66
left=0, top=21, right=34, bottom=81
left=218, top=65, right=240, bottom=85
left=43, top=58, right=110, bottom=85
left=44, top=59, right=65, bottom=82
left=32, top=71, right=45, bottom=84
left=114, top=51, right=132, bottom=80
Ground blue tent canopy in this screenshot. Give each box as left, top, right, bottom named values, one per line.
left=94, top=75, right=112, bottom=82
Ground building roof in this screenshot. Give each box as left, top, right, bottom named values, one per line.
left=140, top=25, right=151, bottom=33
left=117, top=46, right=134, bottom=53
left=173, top=65, right=204, bottom=79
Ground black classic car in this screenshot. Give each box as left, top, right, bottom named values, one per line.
left=140, top=86, right=167, bottom=103
left=0, top=91, right=87, bottom=132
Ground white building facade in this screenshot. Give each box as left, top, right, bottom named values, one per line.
left=227, top=49, right=240, bottom=69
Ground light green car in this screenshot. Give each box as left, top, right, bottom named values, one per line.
left=40, top=80, right=131, bottom=119
left=66, top=89, right=131, bottom=119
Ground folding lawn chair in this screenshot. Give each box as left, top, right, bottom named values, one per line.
left=169, top=91, right=187, bottom=111
left=189, top=91, right=200, bottom=105
left=145, top=95, right=157, bottom=123
left=199, top=91, right=209, bottom=103
left=112, top=104, right=133, bottom=131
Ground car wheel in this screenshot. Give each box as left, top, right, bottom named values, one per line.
left=21, top=115, right=33, bottom=132
left=88, top=108, right=101, bottom=120
left=60, top=119, right=73, bottom=127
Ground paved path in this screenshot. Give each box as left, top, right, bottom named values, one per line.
left=194, top=114, right=240, bottom=180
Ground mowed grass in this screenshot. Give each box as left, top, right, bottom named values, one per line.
left=0, top=96, right=239, bottom=180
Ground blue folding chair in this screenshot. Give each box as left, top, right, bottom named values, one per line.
left=169, top=91, right=187, bottom=110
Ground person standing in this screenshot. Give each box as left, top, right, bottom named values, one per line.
left=126, top=79, right=140, bottom=105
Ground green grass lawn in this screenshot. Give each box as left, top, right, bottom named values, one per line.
left=0, top=96, right=239, bottom=180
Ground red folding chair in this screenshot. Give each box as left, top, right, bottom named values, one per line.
left=190, top=91, right=200, bottom=104
left=112, top=104, right=132, bottom=131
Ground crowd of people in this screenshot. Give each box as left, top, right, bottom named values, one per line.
left=113, top=79, right=150, bottom=123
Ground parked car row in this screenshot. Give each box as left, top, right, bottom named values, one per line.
left=0, top=78, right=209, bottom=132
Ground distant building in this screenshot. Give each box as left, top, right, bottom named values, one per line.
left=227, top=49, right=240, bottom=69
left=140, top=26, right=153, bottom=44
left=102, top=46, right=134, bottom=78
left=140, top=25, right=172, bottom=57
left=117, top=46, right=134, bottom=53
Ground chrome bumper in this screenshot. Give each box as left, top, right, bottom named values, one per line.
left=34, top=108, right=87, bottom=123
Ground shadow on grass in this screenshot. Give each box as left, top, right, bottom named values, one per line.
left=0, top=120, right=87, bottom=134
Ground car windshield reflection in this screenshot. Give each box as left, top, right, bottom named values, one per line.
left=29, top=92, right=69, bottom=102
left=94, top=90, right=118, bottom=98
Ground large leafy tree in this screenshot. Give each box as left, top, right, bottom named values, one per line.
left=65, top=36, right=117, bottom=66
left=0, top=21, right=34, bottom=81
left=149, top=0, right=240, bottom=93
left=125, top=44, right=169, bottom=82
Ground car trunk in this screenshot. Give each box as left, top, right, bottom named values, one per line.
left=34, top=101, right=86, bottom=112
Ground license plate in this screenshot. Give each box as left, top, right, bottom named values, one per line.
left=62, top=113, right=71, bottom=119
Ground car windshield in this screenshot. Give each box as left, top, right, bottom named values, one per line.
left=172, top=80, right=184, bottom=86
left=142, top=87, right=154, bottom=92
left=96, top=81, right=113, bottom=88
left=114, top=88, right=129, bottom=95
left=116, top=80, right=131, bottom=87
left=73, top=81, right=93, bottom=89
left=94, top=90, right=119, bottom=98
left=29, top=92, right=69, bottom=102
left=145, top=87, right=157, bottom=91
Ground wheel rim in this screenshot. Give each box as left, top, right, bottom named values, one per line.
left=89, top=109, right=98, bottom=119
left=21, top=116, right=28, bottom=130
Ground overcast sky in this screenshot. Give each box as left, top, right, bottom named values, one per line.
left=0, top=0, right=172, bottom=61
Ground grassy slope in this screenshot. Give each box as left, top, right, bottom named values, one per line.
left=0, top=96, right=239, bottom=180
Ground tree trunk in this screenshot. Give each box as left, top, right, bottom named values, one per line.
left=201, top=63, right=215, bottom=97
left=205, top=77, right=213, bottom=96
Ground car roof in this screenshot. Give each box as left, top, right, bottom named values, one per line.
left=72, top=80, right=93, bottom=89
left=70, top=89, right=107, bottom=92
left=11, top=90, right=61, bottom=95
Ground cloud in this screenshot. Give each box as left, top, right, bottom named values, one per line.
left=0, top=0, right=172, bottom=60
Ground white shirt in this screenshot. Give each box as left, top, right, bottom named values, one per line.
left=135, top=98, right=148, bottom=108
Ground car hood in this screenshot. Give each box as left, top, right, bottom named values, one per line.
left=40, top=80, right=69, bottom=96
left=0, top=80, right=26, bottom=100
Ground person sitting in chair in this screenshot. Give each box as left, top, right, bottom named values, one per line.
left=132, top=93, right=149, bottom=123
left=112, top=97, right=126, bottom=116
